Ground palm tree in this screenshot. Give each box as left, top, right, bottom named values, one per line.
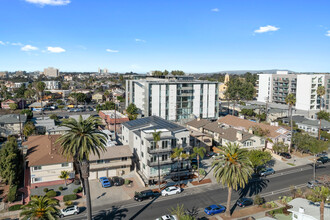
left=191, top=147, right=206, bottom=182
left=317, top=86, right=326, bottom=139
left=59, top=170, right=70, bottom=186
left=285, top=93, right=296, bottom=152
left=152, top=130, right=162, bottom=191
left=20, top=196, right=59, bottom=220
left=171, top=147, right=189, bottom=185
left=36, top=81, right=46, bottom=119
left=212, top=143, right=253, bottom=216
left=307, top=186, right=330, bottom=220
left=56, top=115, right=107, bottom=220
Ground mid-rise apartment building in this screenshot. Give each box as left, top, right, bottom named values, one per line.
left=43, top=81, right=60, bottom=90
left=257, top=71, right=330, bottom=111
left=126, top=77, right=218, bottom=121
left=44, top=67, right=59, bottom=78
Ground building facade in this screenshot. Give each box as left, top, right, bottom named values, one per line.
left=44, top=67, right=59, bottom=78
left=43, top=81, right=60, bottom=90
left=0, top=114, right=27, bottom=138
left=126, top=78, right=218, bottom=121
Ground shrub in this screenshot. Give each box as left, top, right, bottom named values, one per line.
left=59, top=186, right=64, bottom=191
left=269, top=207, right=286, bottom=216
left=254, top=195, right=265, bottom=205
left=125, top=179, right=131, bottom=185
left=63, top=194, right=77, bottom=202
left=43, top=188, right=49, bottom=193
left=8, top=185, right=17, bottom=203
left=73, top=186, right=83, bottom=194
left=8, top=204, right=22, bottom=211
left=199, top=168, right=206, bottom=176
left=45, top=190, right=57, bottom=197
left=281, top=196, right=293, bottom=204
left=65, top=201, right=73, bottom=206
left=265, top=201, right=278, bottom=208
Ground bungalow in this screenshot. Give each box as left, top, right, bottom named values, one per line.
left=92, top=92, right=105, bottom=103
left=0, top=114, right=27, bottom=138
left=288, top=198, right=330, bottom=220
left=1, top=99, right=16, bottom=109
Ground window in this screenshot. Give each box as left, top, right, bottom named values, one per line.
left=121, top=165, right=126, bottom=168
left=162, top=140, right=168, bottom=149
left=141, top=140, right=144, bottom=145
left=151, top=155, right=157, bottom=162
left=162, top=154, right=168, bottom=161
left=121, top=157, right=128, bottom=161
left=61, top=163, right=69, bottom=167
left=34, top=177, right=42, bottom=182
left=97, top=160, right=104, bottom=164
left=33, top=166, right=42, bottom=171
left=150, top=141, right=157, bottom=150
left=143, top=163, right=145, bottom=169
left=141, top=152, right=144, bottom=158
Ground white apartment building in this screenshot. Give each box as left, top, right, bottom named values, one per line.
left=43, top=81, right=60, bottom=90
left=44, top=67, right=59, bottom=78
left=126, top=77, right=218, bottom=121
left=122, top=116, right=191, bottom=184
left=257, top=71, right=330, bottom=111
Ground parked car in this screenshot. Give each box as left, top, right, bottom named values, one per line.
left=112, top=176, right=125, bottom=186
left=156, top=215, right=178, bottom=220
left=280, top=152, right=291, bottom=159
left=236, top=198, right=253, bottom=207
left=67, top=108, right=74, bottom=112
left=60, top=205, right=79, bottom=218
left=307, top=180, right=321, bottom=189
left=204, top=204, right=226, bottom=216
left=316, top=152, right=328, bottom=157
left=134, top=190, right=156, bottom=202
left=317, top=156, right=329, bottom=164
left=191, top=158, right=198, bottom=166
left=99, top=177, right=111, bottom=188
left=161, top=186, right=182, bottom=196
left=259, top=168, right=275, bottom=177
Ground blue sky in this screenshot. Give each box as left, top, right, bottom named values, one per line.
left=0, top=0, right=330, bottom=73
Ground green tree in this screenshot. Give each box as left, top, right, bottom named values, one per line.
left=104, top=90, right=111, bottom=101
left=307, top=186, right=330, bottom=220
left=56, top=116, right=107, bottom=220
left=76, top=93, right=87, bottom=104
left=285, top=93, right=296, bottom=151
left=171, top=70, right=185, bottom=76
left=240, top=108, right=255, bottom=117
left=20, top=196, right=59, bottom=220
left=171, top=147, right=189, bottom=184
left=191, top=147, right=206, bottom=182
left=9, top=103, right=18, bottom=110
left=36, top=81, right=46, bottom=101
left=152, top=130, right=162, bottom=191
left=23, top=121, right=36, bottom=137
left=59, top=170, right=70, bottom=186
left=14, top=84, right=27, bottom=98
left=247, top=150, right=272, bottom=173
left=126, top=103, right=138, bottom=120
left=21, top=109, right=33, bottom=120
left=272, top=142, right=289, bottom=154
left=49, top=114, right=59, bottom=121
left=169, top=204, right=196, bottom=220
left=212, top=143, right=253, bottom=216
left=316, top=110, right=330, bottom=140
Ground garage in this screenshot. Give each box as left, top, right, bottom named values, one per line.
left=89, top=171, right=97, bottom=180
left=98, top=170, right=107, bottom=178
left=108, top=169, right=117, bottom=177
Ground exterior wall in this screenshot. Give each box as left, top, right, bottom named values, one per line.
left=151, top=84, right=160, bottom=116
left=89, top=157, right=131, bottom=178
left=133, top=82, right=146, bottom=111
left=43, top=81, right=60, bottom=90
left=296, top=122, right=319, bottom=135
left=169, top=84, right=177, bottom=120
left=221, top=136, right=264, bottom=150
left=296, top=75, right=313, bottom=111
left=290, top=211, right=317, bottom=220
left=257, top=74, right=272, bottom=102
left=208, top=84, right=216, bottom=118
left=30, top=163, right=74, bottom=184
left=0, top=122, right=24, bottom=137
left=193, top=84, right=201, bottom=117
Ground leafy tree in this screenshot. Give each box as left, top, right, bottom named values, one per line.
left=307, top=186, right=330, bottom=220
left=36, top=81, right=46, bottom=101
left=272, top=142, right=288, bottom=154
left=56, top=116, right=107, bottom=220
left=169, top=204, right=196, bottom=220
left=316, top=110, right=330, bottom=140
left=171, top=147, right=189, bottom=184
left=163, top=70, right=169, bottom=75
left=152, top=130, right=162, bottom=191
left=285, top=93, right=296, bottom=151
left=152, top=70, right=165, bottom=76
left=49, top=114, right=59, bottom=121
left=76, top=93, right=87, bottom=104
left=14, top=84, right=27, bottom=98
left=21, top=109, right=33, bottom=120
left=20, top=196, right=59, bottom=220
left=240, top=108, right=255, bottom=117
left=212, top=143, right=253, bottom=216
left=248, top=150, right=272, bottom=172
left=0, top=137, right=22, bottom=186
left=126, top=103, right=138, bottom=120
left=117, top=96, right=125, bottom=102
left=23, top=121, right=35, bottom=137
left=171, top=70, right=185, bottom=76
left=191, top=147, right=206, bottom=182
left=251, top=126, right=271, bottom=150
left=9, top=103, right=18, bottom=110
left=59, top=170, right=70, bottom=186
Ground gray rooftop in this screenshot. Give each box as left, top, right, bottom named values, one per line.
left=297, top=119, right=330, bottom=129
left=0, top=114, right=27, bottom=124
left=288, top=198, right=330, bottom=220
left=122, top=116, right=187, bottom=132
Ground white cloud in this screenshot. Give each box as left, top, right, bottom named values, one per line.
left=47, top=46, right=66, bottom=53
left=0, top=41, right=5, bottom=45
left=25, top=0, right=70, bottom=6
left=254, top=25, right=280, bottom=33
left=21, top=45, right=38, bottom=51
left=106, top=49, right=119, bottom=53
left=135, top=38, right=146, bottom=43
left=326, top=31, right=330, bottom=37
left=211, top=8, right=219, bottom=12
left=11, top=42, right=23, bottom=46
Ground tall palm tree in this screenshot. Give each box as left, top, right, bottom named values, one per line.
left=316, top=110, right=330, bottom=140
left=171, top=147, right=189, bottom=185
left=36, top=81, right=46, bottom=119
left=57, top=115, right=107, bottom=220
left=212, top=143, right=253, bottom=217
left=307, top=186, right=330, bottom=220
left=317, top=86, right=326, bottom=139
left=59, top=170, right=70, bottom=186
left=191, top=147, right=206, bottom=182
left=152, top=130, right=162, bottom=191
left=285, top=93, right=296, bottom=151
left=20, top=196, right=59, bottom=220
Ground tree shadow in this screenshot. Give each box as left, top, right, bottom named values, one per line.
left=128, top=194, right=160, bottom=220
left=93, top=206, right=128, bottom=220
left=239, top=177, right=269, bottom=198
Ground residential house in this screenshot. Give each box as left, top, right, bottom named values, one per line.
left=122, top=116, right=192, bottom=185
left=98, top=110, right=129, bottom=134
left=288, top=198, right=330, bottom=220
left=1, top=99, right=16, bottom=109
left=186, top=119, right=213, bottom=152
left=33, top=117, right=70, bottom=135
left=92, top=92, right=105, bottom=103
left=0, top=114, right=27, bottom=138
left=217, top=115, right=290, bottom=149
left=296, top=119, right=330, bottom=135
left=218, top=74, right=229, bottom=100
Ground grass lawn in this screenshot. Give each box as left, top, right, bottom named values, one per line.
left=274, top=213, right=292, bottom=220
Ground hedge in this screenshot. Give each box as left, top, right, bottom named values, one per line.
left=45, top=190, right=57, bottom=197
left=268, top=207, right=286, bottom=216
left=63, top=194, right=77, bottom=202
left=73, top=186, right=83, bottom=194
left=8, top=204, right=22, bottom=211
left=8, top=185, right=17, bottom=203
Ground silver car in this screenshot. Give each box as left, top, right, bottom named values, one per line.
left=260, top=168, right=275, bottom=176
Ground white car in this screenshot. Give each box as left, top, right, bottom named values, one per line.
left=156, top=215, right=178, bottom=220
left=161, top=186, right=182, bottom=196
left=60, top=205, right=79, bottom=218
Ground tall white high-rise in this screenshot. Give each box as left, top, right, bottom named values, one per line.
left=44, top=67, right=59, bottom=78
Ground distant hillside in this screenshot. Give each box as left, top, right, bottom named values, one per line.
left=190, top=69, right=294, bottom=75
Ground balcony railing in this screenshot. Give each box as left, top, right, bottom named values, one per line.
left=147, top=159, right=173, bottom=167
left=147, top=147, right=172, bottom=154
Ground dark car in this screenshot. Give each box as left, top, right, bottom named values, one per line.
left=134, top=190, right=155, bottom=202
left=317, top=156, right=329, bottom=164
left=237, top=198, right=253, bottom=207
left=280, top=152, right=291, bottom=159
left=112, top=176, right=125, bottom=186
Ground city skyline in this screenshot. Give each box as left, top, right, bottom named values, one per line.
left=0, top=0, right=330, bottom=72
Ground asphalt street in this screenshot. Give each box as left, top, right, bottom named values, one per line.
left=65, top=163, right=330, bottom=220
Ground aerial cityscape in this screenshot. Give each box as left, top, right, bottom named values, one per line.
left=0, top=0, right=329, bottom=220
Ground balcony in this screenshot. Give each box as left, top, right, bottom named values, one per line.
left=147, top=147, right=172, bottom=154
left=147, top=159, right=173, bottom=167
